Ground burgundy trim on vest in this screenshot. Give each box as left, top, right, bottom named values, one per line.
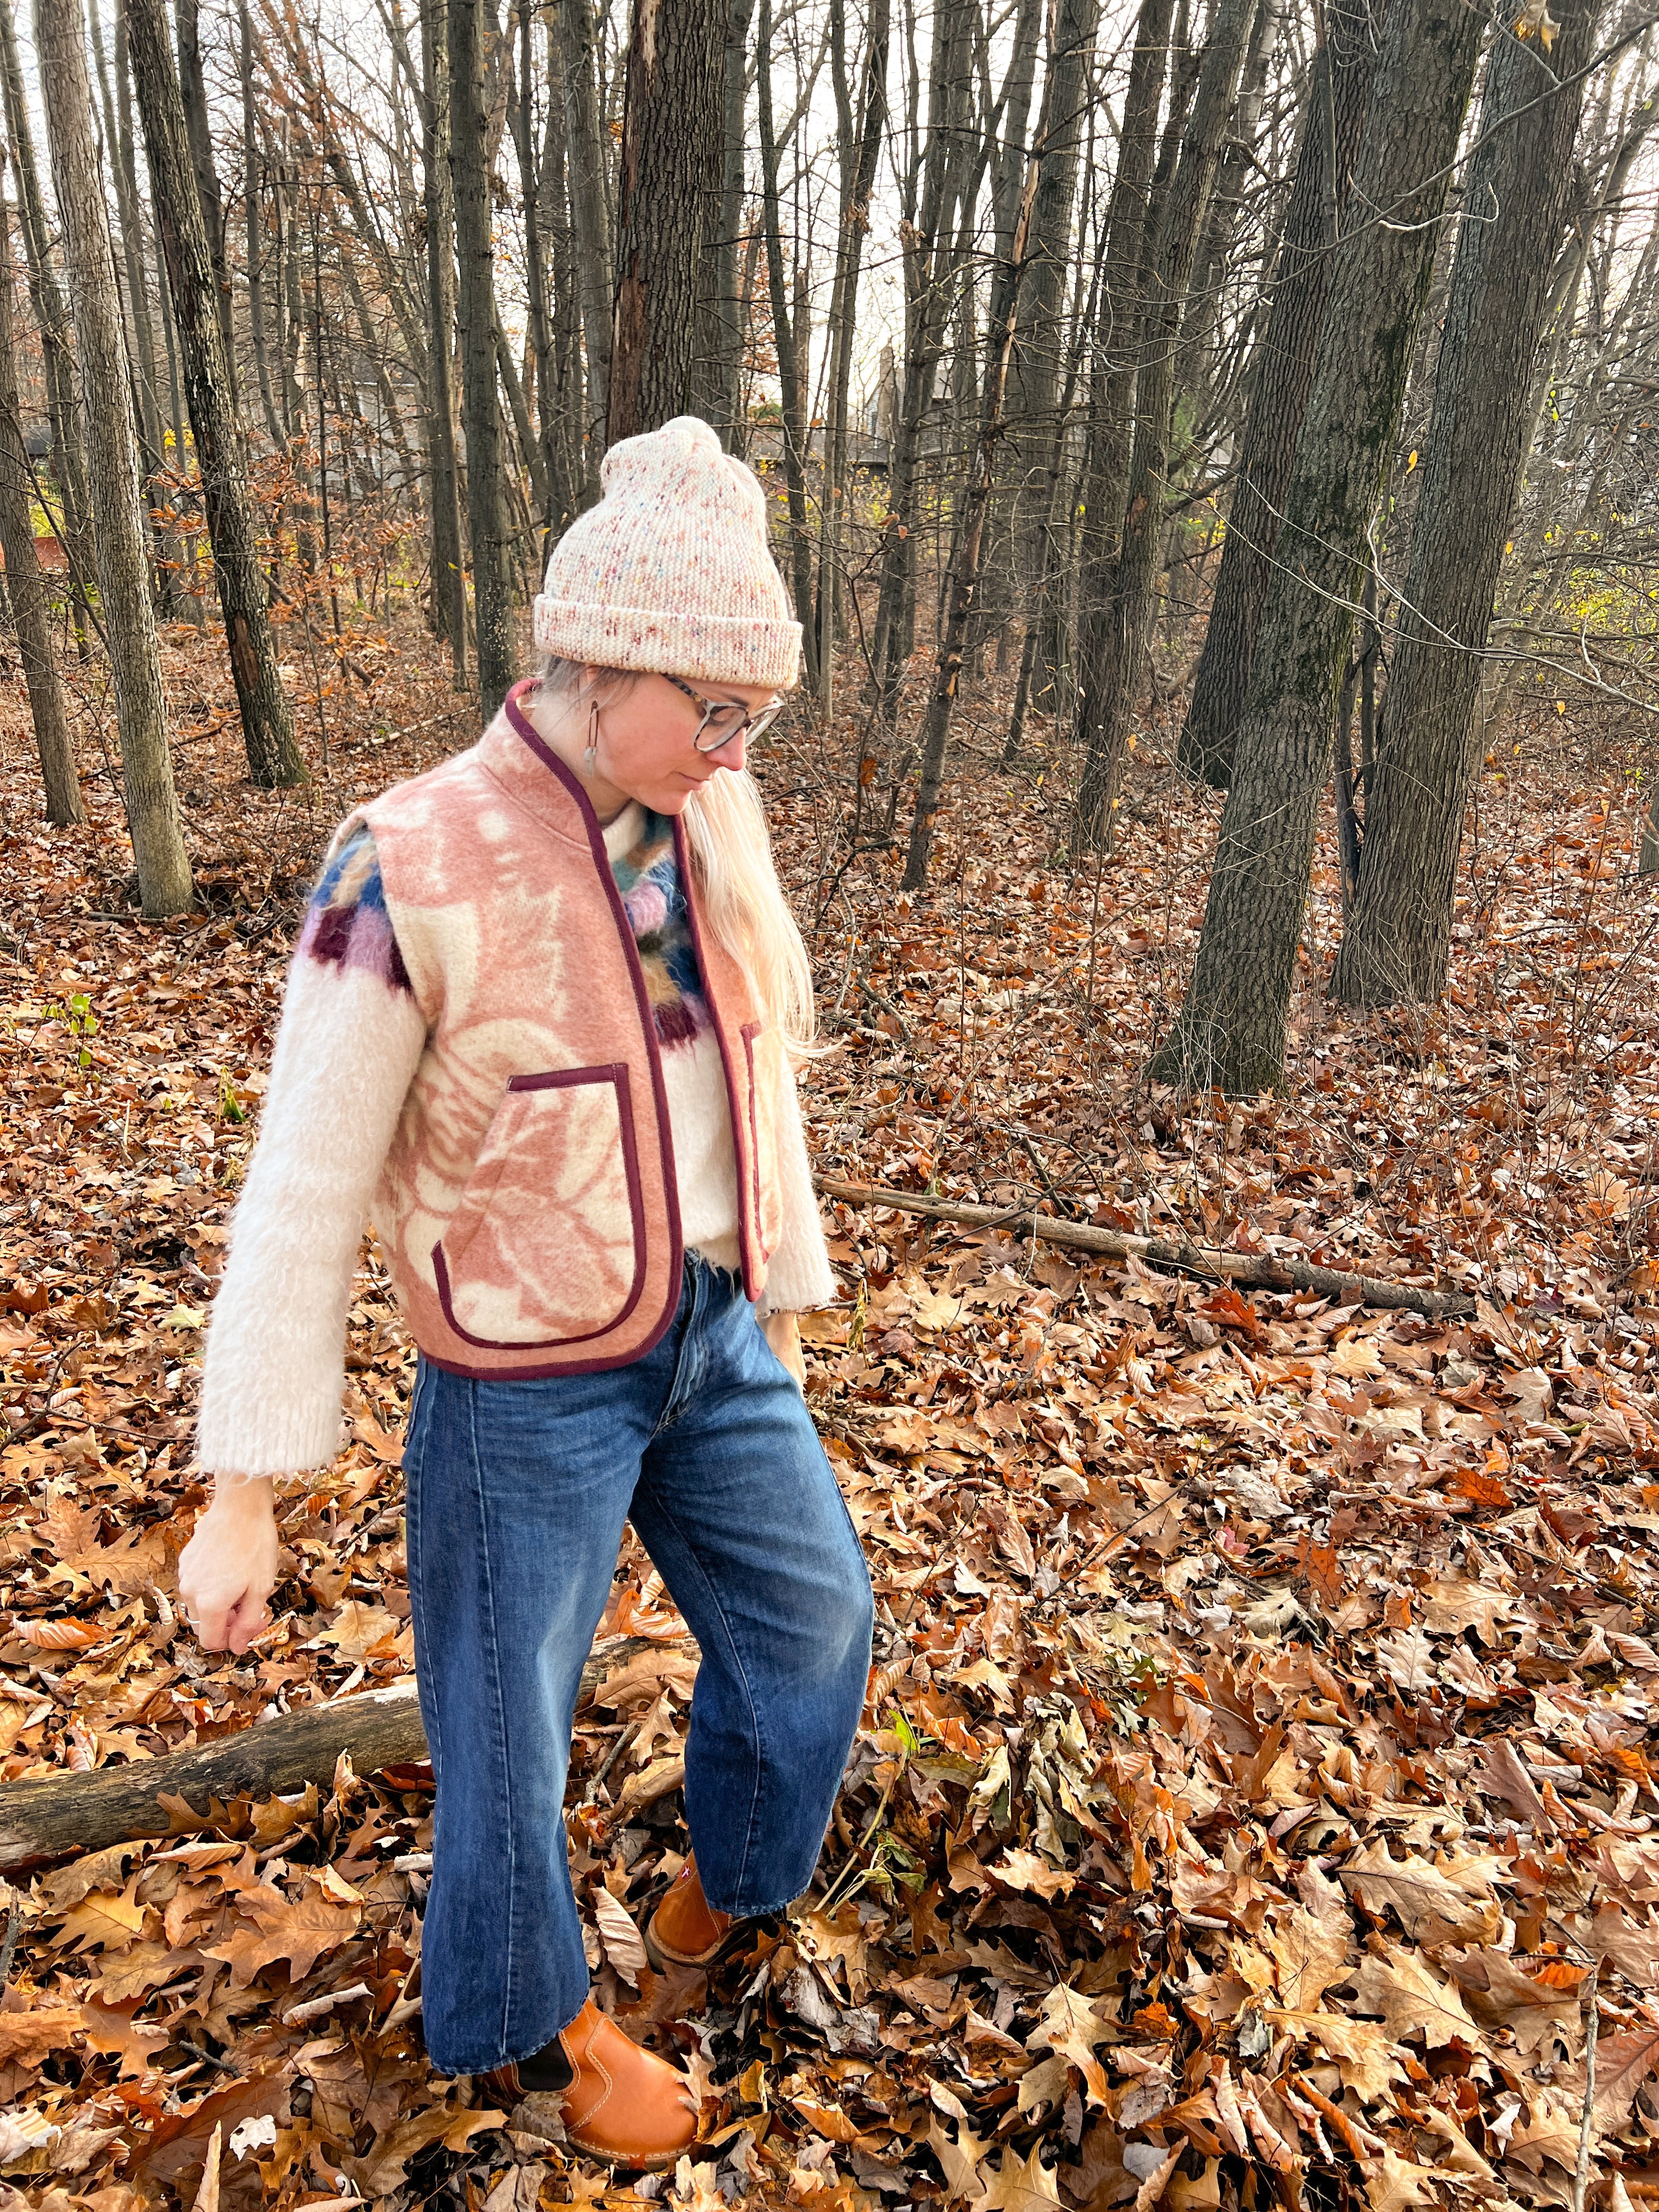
left=739, top=1022, right=772, bottom=1265
left=674, top=812, right=764, bottom=1304
left=496, top=679, right=685, bottom=1358
left=429, top=1062, right=648, bottom=1352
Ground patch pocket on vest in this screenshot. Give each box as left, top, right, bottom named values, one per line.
left=433, top=1064, right=646, bottom=1349
left=740, top=1023, right=785, bottom=1263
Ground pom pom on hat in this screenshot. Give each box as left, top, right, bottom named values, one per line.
left=533, top=415, right=801, bottom=690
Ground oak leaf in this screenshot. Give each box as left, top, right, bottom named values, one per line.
left=200, top=1882, right=360, bottom=1989
left=975, top=2143, right=1065, bottom=2211
left=1026, top=1983, right=1113, bottom=2102
left=57, top=1874, right=148, bottom=1956
left=591, top=1886, right=647, bottom=1989
left=1340, top=1837, right=1503, bottom=1948
left=341, top=2107, right=504, bottom=2197
left=1360, top=2148, right=1441, bottom=2212
left=1349, top=1945, right=1482, bottom=2050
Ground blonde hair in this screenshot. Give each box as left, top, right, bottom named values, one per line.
left=538, top=657, right=817, bottom=1052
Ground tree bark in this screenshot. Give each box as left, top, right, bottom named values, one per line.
left=0, top=1638, right=679, bottom=1871
left=174, top=0, right=235, bottom=394
left=417, top=0, right=467, bottom=684
left=1072, top=0, right=1258, bottom=854
left=35, top=0, right=193, bottom=916
left=1330, top=0, right=1606, bottom=1009
left=607, top=0, right=726, bottom=444
left=126, top=0, right=306, bottom=789
left=1062, top=0, right=1175, bottom=788
left=0, top=0, right=94, bottom=626
left=557, top=0, right=613, bottom=460
left=448, top=0, right=515, bottom=718
left=687, top=0, right=753, bottom=447
left=0, top=173, right=82, bottom=824
left=1148, top=0, right=1485, bottom=1097
left=1176, top=2, right=1378, bottom=789
left=239, top=0, right=283, bottom=451
left=754, top=0, right=816, bottom=689
left=816, top=1179, right=1475, bottom=1318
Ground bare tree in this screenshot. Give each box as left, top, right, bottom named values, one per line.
left=35, top=0, right=193, bottom=915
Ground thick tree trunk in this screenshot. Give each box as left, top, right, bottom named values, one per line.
left=1072, top=0, right=1257, bottom=854
left=557, top=0, right=613, bottom=460
left=0, top=177, right=82, bottom=824
left=126, top=0, right=305, bottom=788
left=1176, top=0, right=1378, bottom=789
left=687, top=0, right=753, bottom=447
left=1329, top=0, right=1606, bottom=1010
left=174, top=0, right=235, bottom=395
left=419, top=0, right=467, bottom=684
left=35, top=0, right=193, bottom=915
left=1148, top=0, right=1485, bottom=1097
left=607, top=0, right=726, bottom=444
left=448, top=0, right=515, bottom=717
left=510, top=0, right=561, bottom=544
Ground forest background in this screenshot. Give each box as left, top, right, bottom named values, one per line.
left=0, top=0, right=1657, bottom=2205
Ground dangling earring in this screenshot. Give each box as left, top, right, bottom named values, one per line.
left=584, top=697, right=600, bottom=778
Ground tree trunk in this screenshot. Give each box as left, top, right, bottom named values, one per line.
left=419, top=0, right=467, bottom=684
left=900, top=156, right=1040, bottom=891
left=126, top=0, right=306, bottom=788
left=0, top=174, right=82, bottom=823
left=174, top=0, right=235, bottom=396
left=1003, top=0, right=1100, bottom=704
left=1072, top=0, right=1257, bottom=854
left=35, top=0, right=193, bottom=915
left=812, top=0, right=889, bottom=716
left=754, top=0, right=816, bottom=690
left=688, top=0, right=753, bottom=447
left=607, top=0, right=726, bottom=444
left=1063, top=0, right=1175, bottom=789
left=0, top=0, right=94, bottom=627
left=557, top=0, right=613, bottom=460
left=448, top=0, right=515, bottom=718
left=1147, top=0, right=1485, bottom=1097
left=1329, top=0, right=1606, bottom=1009
left=239, top=0, right=283, bottom=450
left=510, top=0, right=562, bottom=544
left=1176, top=0, right=1378, bottom=789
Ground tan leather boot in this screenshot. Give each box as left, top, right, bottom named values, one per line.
left=644, top=1854, right=746, bottom=1971
left=482, top=1997, right=698, bottom=2170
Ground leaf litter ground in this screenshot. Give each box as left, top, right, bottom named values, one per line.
left=0, top=625, right=1656, bottom=2212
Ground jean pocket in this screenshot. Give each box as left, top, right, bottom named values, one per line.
left=433, top=1065, right=646, bottom=1348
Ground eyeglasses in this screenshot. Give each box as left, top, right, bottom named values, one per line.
left=661, top=672, right=787, bottom=754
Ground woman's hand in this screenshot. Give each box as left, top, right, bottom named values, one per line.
left=178, top=1478, right=281, bottom=1654
left=763, top=1311, right=806, bottom=1393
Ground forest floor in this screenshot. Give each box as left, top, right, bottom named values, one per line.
left=0, top=614, right=1656, bottom=2212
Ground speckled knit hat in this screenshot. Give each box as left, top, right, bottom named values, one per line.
left=533, top=415, right=801, bottom=689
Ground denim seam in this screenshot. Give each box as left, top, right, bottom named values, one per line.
left=642, top=1487, right=767, bottom=1906
left=467, top=1379, right=520, bottom=2064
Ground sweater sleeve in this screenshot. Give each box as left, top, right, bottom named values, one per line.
left=757, top=1054, right=838, bottom=1318
left=195, top=830, right=427, bottom=1481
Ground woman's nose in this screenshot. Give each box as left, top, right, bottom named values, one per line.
left=706, top=726, right=748, bottom=772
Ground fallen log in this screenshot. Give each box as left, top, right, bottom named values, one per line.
left=815, top=1175, right=1476, bottom=1321
left=0, top=1634, right=682, bottom=1871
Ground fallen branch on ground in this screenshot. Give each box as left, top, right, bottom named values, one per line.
left=815, top=1176, right=1476, bottom=1319
left=0, top=1634, right=685, bottom=1869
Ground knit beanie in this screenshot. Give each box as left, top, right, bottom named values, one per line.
left=533, top=415, right=802, bottom=690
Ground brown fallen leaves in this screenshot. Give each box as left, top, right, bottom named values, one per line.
left=1, top=621, right=1657, bottom=2212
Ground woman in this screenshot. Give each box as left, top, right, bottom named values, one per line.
left=178, top=416, right=875, bottom=2174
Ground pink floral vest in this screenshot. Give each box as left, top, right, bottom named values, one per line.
left=352, top=680, right=785, bottom=1377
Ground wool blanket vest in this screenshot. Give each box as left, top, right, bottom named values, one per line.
left=351, top=679, right=785, bottom=1376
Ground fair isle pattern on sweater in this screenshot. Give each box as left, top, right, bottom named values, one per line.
left=298, top=827, right=413, bottom=995
left=610, top=810, right=712, bottom=1053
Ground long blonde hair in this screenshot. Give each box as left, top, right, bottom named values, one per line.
left=538, top=657, right=817, bottom=1052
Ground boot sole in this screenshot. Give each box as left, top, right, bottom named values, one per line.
left=642, top=1915, right=753, bottom=1975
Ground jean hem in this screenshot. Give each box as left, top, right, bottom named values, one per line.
left=430, top=1993, right=591, bottom=2083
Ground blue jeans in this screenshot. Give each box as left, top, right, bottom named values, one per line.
left=403, top=1256, right=874, bottom=2077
